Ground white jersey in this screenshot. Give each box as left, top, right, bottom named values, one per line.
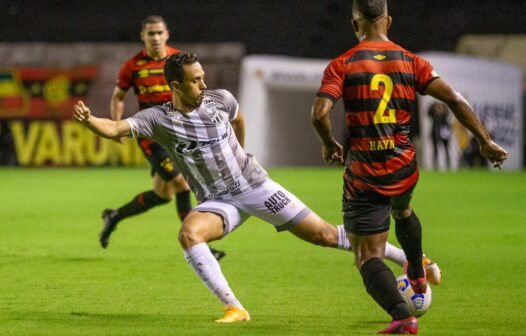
left=127, top=89, right=269, bottom=202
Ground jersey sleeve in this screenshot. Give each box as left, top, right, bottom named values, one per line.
left=167, top=46, right=182, bottom=55
left=317, top=59, right=344, bottom=102
left=218, top=89, right=240, bottom=120
left=414, top=55, right=439, bottom=95
left=126, top=108, right=156, bottom=139
left=116, top=61, right=133, bottom=91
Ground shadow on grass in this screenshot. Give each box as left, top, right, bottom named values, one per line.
left=6, top=310, right=202, bottom=323
left=2, top=311, right=387, bottom=335
left=53, top=257, right=106, bottom=263
left=0, top=254, right=109, bottom=266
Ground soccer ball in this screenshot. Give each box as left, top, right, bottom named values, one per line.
left=396, top=274, right=432, bottom=317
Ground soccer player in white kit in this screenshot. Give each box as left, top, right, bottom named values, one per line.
left=73, top=52, right=439, bottom=323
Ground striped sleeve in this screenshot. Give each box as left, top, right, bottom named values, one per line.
left=126, top=108, right=157, bottom=139
left=126, top=118, right=139, bottom=138
left=413, top=55, right=438, bottom=95
left=217, top=89, right=239, bottom=120
left=317, top=59, right=344, bottom=102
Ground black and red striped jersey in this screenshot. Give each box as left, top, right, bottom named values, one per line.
left=117, top=46, right=181, bottom=110
left=317, top=41, right=438, bottom=196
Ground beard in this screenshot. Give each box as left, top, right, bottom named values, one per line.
left=193, top=93, right=204, bottom=108
left=180, top=91, right=205, bottom=111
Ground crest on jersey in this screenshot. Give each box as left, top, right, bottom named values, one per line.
left=204, top=99, right=223, bottom=124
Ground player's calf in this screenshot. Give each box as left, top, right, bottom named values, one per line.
left=288, top=217, right=338, bottom=248
left=178, top=211, right=225, bottom=248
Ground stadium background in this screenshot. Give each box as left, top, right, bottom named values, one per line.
left=1, top=0, right=525, bottom=58
left=1, top=0, right=524, bottom=168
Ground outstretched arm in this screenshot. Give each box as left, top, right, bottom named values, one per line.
left=425, top=78, right=508, bottom=169
left=311, top=97, right=343, bottom=164
left=73, top=100, right=131, bottom=139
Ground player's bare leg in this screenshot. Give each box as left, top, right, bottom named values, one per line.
left=178, top=211, right=248, bottom=323
left=163, top=174, right=226, bottom=261
left=287, top=212, right=414, bottom=267
left=152, top=172, right=176, bottom=201
left=287, top=212, right=339, bottom=247
left=100, top=173, right=226, bottom=261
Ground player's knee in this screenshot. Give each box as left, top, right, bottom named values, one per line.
left=391, top=207, right=412, bottom=220
left=178, top=225, right=204, bottom=248
left=357, top=252, right=383, bottom=270
left=310, top=228, right=337, bottom=247
left=156, top=190, right=174, bottom=201
left=171, top=174, right=190, bottom=192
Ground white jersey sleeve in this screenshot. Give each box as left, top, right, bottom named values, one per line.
left=126, top=107, right=159, bottom=139
left=209, top=89, right=239, bottom=121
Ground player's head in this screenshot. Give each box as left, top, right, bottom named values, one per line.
left=140, top=15, right=169, bottom=56
left=351, top=0, right=391, bottom=39
left=164, top=52, right=207, bottom=109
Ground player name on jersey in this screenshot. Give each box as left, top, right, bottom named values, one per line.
left=369, top=139, right=395, bottom=151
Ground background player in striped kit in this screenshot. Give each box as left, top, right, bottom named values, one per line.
left=100, top=16, right=226, bottom=260
left=74, top=52, right=439, bottom=324
left=311, top=0, right=508, bottom=333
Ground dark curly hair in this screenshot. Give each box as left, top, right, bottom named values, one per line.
left=352, top=0, right=387, bottom=22
left=164, top=52, right=199, bottom=84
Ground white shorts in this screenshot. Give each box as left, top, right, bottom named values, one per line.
left=192, top=179, right=312, bottom=237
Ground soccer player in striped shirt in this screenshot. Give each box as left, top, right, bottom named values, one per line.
left=75, top=52, right=435, bottom=324
left=312, top=0, right=508, bottom=333
left=100, top=16, right=226, bottom=260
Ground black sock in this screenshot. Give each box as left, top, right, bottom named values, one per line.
left=360, top=258, right=412, bottom=320
left=395, top=211, right=424, bottom=279
left=115, top=191, right=170, bottom=222
left=175, top=190, right=192, bottom=221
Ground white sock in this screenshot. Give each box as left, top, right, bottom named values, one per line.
left=384, top=242, right=406, bottom=267
left=336, top=225, right=351, bottom=250
left=336, top=224, right=406, bottom=267
left=184, top=242, right=243, bottom=308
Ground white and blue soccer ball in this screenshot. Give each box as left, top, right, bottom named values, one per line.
left=396, top=274, right=432, bottom=317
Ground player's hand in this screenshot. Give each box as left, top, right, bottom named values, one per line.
left=73, top=100, right=91, bottom=124
left=479, top=140, right=508, bottom=169
left=322, top=138, right=344, bottom=165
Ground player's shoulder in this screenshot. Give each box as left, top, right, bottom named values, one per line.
left=326, top=45, right=363, bottom=69
left=136, top=103, right=168, bottom=117
left=166, top=46, right=182, bottom=55
left=121, top=50, right=148, bottom=69
left=204, top=89, right=235, bottom=103
left=203, top=89, right=238, bottom=115
left=331, top=47, right=359, bottom=63
left=388, top=41, right=426, bottom=62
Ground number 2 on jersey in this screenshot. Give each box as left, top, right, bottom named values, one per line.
left=370, top=74, right=396, bottom=124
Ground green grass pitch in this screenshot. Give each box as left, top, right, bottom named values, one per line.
left=1, top=167, right=525, bottom=335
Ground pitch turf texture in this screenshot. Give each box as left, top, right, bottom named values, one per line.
left=1, top=167, right=524, bottom=335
